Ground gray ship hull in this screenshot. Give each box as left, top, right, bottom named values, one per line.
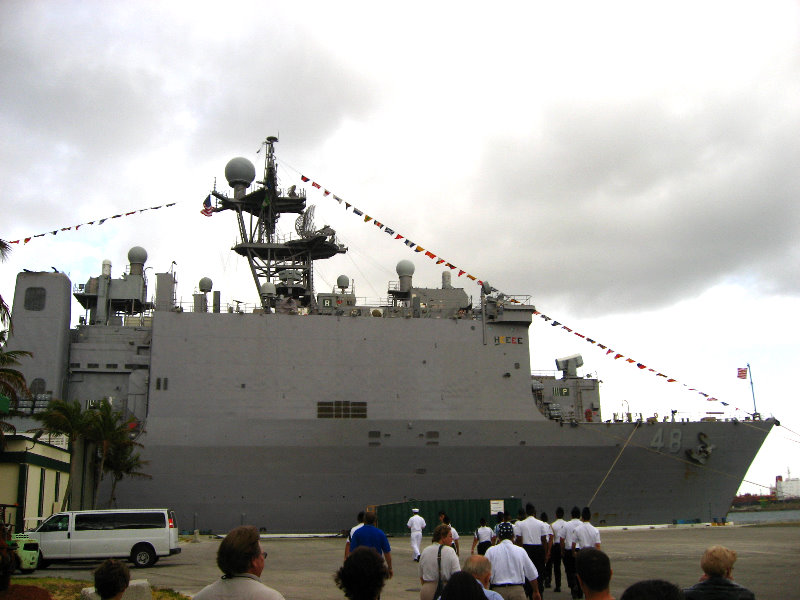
left=125, top=418, right=771, bottom=533
left=104, top=310, right=771, bottom=532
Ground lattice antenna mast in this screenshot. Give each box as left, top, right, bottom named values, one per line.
left=210, top=136, right=346, bottom=311
left=260, top=135, right=280, bottom=240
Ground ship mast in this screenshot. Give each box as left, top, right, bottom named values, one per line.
left=211, top=136, right=346, bottom=311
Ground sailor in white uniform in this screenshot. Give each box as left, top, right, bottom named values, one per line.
left=407, top=508, right=426, bottom=561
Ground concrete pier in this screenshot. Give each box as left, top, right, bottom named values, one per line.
left=15, top=524, right=797, bottom=600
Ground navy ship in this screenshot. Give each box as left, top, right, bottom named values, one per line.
left=6, top=138, right=775, bottom=532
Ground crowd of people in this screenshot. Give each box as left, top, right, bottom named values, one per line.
left=336, top=506, right=755, bottom=600
left=81, top=510, right=755, bottom=600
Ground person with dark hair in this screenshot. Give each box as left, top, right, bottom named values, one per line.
left=547, top=507, right=567, bottom=593
left=441, top=571, right=490, bottom=600
left=350, top=512, right=393, bottom=579
left=539, top=512, right=553, bottom=589
left=443, top=515, right=461, bottom=556
left=335, top=546, right=389, bottom=600
left=492, top=511, right=507, bottom=543
left=345, top=511, right=366, bottom=559
left=419, top=524, right=461, bottom=600
left=573, top=508, right=601, bottom=552
left=472, top=518, right=494, bottom=556
left=485, top=521, right=541, bottom=600
left=194, top=525, right=285, bottom=600
left=93, top=559, right=130, bottom=600
left=575, top=548, right=612, bottom=600
left=620, top=579, right=684, bottom=600
left=515, top=503, right=549, bottom=598
left=561, top=507, right=582, bottom=599
left=683, top=546, right=755, bottom=600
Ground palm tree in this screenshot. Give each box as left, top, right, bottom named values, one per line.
left=0, top=239, right=11, bottom=329
left=106, top=444, right=151, bottom=508
left=34, top=399, right=92, bottom=510
left=85, top=399, right=140, bottom=508
left=0, top=329, right=30, bottom=450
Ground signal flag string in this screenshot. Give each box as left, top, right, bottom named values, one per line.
left=286, top=166, right=761, bottom=418
left=7, top=203, right=178, bottom=246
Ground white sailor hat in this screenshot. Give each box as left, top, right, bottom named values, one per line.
left=412, top=508, right=419, bottom=513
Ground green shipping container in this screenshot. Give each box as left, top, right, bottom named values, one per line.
left=369, top=497, right=522, bottom=537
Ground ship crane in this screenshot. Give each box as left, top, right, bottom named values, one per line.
left=208, top=136, right=346, bottom=312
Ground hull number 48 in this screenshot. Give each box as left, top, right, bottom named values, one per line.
left=649, top=428, right=682, bottom=453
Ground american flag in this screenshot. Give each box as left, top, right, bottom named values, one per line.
left=200, top=195, right=214, bottom=217
left=737, top=367, right=748, bottom=379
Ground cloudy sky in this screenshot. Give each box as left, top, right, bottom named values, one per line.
left=2, top=1, right=799, bottom=494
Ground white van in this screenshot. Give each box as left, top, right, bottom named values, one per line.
left=28, top=508, right=181, bottom=568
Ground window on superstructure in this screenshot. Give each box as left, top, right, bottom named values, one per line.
left=24, top=287, right=46, bottom=311
left=317, top=401, right=367, bottom=419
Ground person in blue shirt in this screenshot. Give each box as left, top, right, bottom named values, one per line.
left=349, top=512, right=393, bottom=578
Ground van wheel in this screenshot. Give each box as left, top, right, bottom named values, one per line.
left=131, top=544, right=156, bottom=568
left=37, top=552, right=50, bottom=569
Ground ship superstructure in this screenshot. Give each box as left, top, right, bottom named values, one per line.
left=5, top=139, right=776, bottom=532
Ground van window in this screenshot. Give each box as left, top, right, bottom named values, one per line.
left=38, top=514, right=69, bottom=532
left=75, top=512, right=166, bottom=531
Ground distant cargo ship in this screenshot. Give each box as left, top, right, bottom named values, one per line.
left=7, top=138, right=775, bottom=532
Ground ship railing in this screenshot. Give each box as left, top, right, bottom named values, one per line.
left=531, top=370, right=559, bottom=378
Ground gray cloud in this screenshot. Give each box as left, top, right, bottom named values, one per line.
left=468, top=86, right=800, bottom=315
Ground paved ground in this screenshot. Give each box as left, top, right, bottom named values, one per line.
left=14, top=524, right=798, bottom=599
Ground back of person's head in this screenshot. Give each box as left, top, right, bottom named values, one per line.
left=496, top=511, right=504, bottom=521
left=432, top=523, right=452, bottom=543
left=496, top=521, right=515, bottom=541
left=364, top=511, right=377, bottom=526
left=525, top=503, right=535, bottom=516
left=620, top=579, right=684, bottom=600
left=700, top=545, right=737, bottom=577
left=556, top=507, right=565, bottom=518
left=443, top=515, right=451, bottom=525
left=575, top=548, right=611, bottom=592
left=217, top=525, right=261, bottom=577
left=540, top=512, right=549, bottom=522
left=335, top=547, right=388, bottom=600
left=93, top=559, right=130, bottom=600
left=571, top=506, right=581, bottom=519
left=581, top=507, right=591, bottom=521
left=463, top=554, right=492, bottom=579
left=479, top=517, right=486, bottom=526
left=357, top=511, right=365, bottom=523
left=441, top=571, right=486, bottom=600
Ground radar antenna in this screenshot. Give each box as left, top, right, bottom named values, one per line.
left=295, top=205, right=317, bottom=239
